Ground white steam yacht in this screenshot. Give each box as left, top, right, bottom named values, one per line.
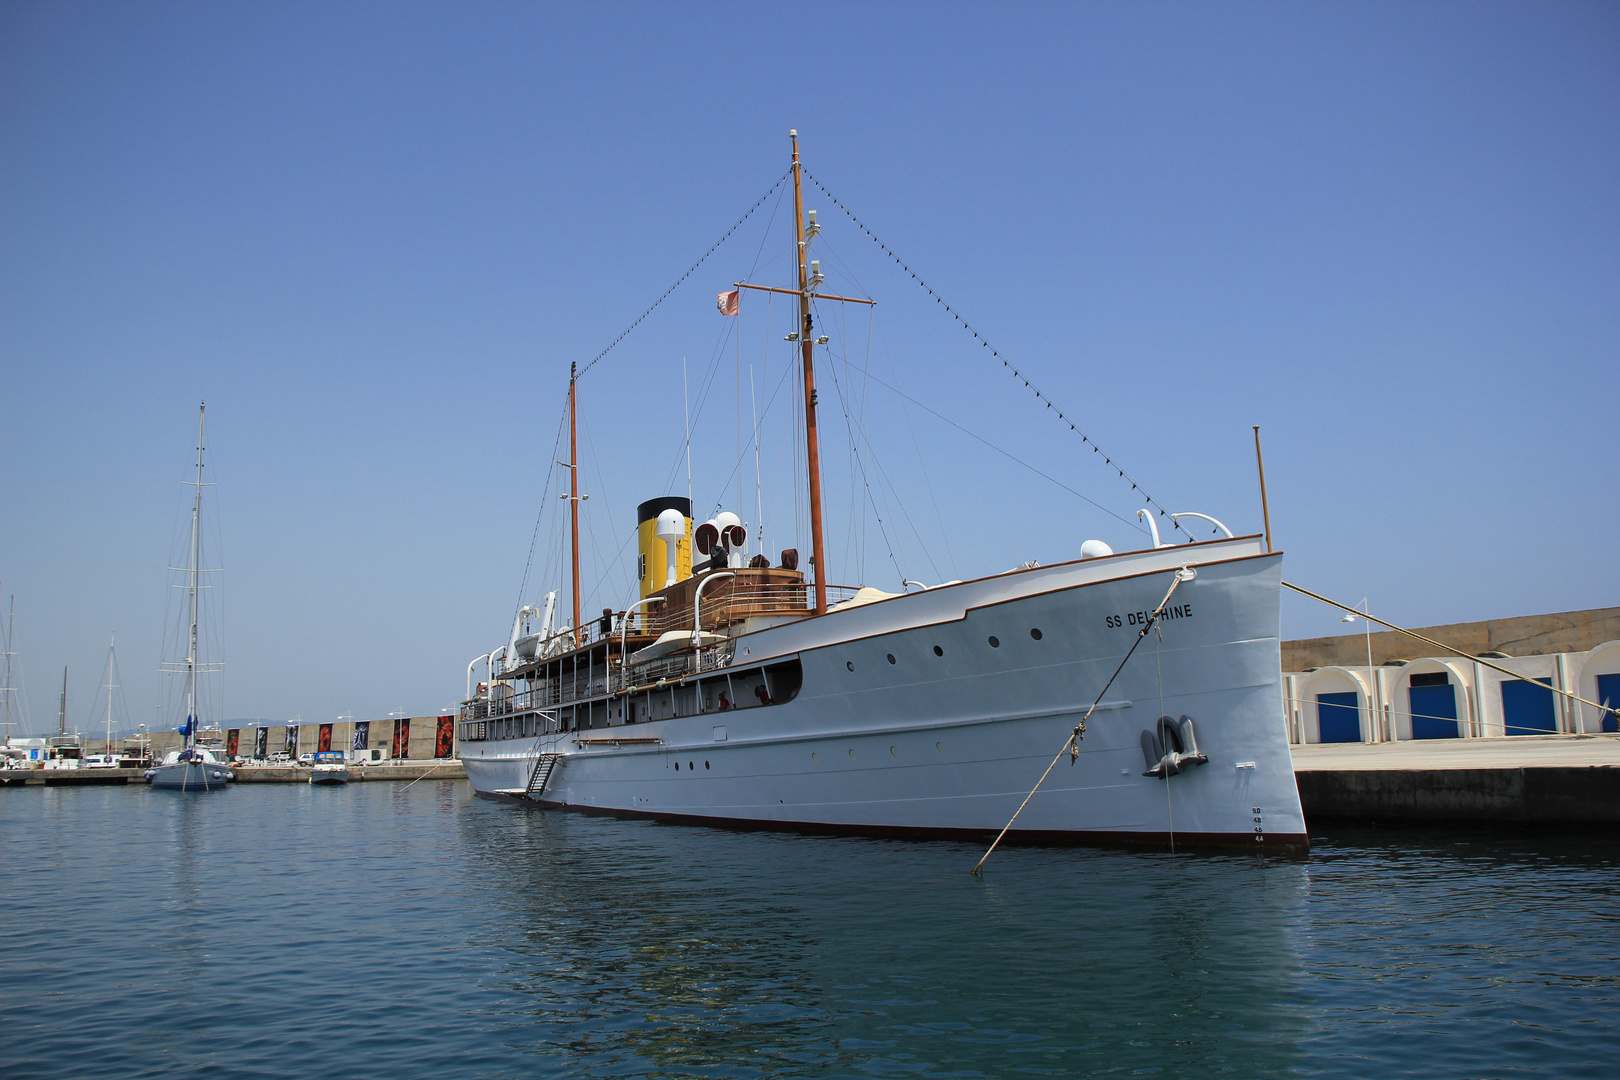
left=457, top=135, right=1306, bottom=850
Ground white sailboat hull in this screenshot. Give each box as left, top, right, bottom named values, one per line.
left=149, top=759, right=232, bottom=791
left=462, top=538, right=1307, bottom=849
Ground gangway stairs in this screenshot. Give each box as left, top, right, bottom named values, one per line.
left=523, top=753, right=562, bottom=801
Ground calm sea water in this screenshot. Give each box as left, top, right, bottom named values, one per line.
left=3, top=781, right=1617, bottom=1079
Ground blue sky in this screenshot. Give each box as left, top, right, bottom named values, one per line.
left=2, top=2, right=1615, bottom=734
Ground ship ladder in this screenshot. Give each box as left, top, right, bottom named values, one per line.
left=524, top=753, right=561, bottom=800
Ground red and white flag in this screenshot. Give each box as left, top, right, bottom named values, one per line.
left=716, top=289, right=740, bottom=316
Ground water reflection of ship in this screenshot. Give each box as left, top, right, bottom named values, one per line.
left=457, top=133, right=1306, bottom=850
left=464, top=807, right=1313, bottom=1077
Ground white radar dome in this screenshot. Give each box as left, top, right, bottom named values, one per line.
left=1079, top=539, right=1114, bottom=560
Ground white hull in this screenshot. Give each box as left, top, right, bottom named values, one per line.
left=309, top=765, right=349, bottom=784
left=150, top=759, right=232, bottom=791
left=462, top=538, right=1307, bottom=849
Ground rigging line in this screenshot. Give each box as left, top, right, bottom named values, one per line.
left=702, top=358, right=798, bottom=521
left=514, top=403, right=570, bottom=619
left=747, top=183, right=787, bottom=277
left=837, top=354, right=1146, bottom=534
left=581, top=412, right=632, bottom=611
left=874, top=316, right=957, bottom=577
left=658, top=318, right=739, bottom=498
left=825, top=313, right=935, bottom=581
left=970, top=567, right=1193, bottom=877
left=576, top=171, right=789, bottom=381
left=858, top=419, right=942, bottom=583
left=801, top=167, right=1189, bottom=541
left=822, top=335, right=905, bottom=585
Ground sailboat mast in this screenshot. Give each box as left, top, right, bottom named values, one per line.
left=569, top=365, right=582, bottom=646
left=791, top=130, right=829, bottom=616
left=186, top=403, right=205, bottom=748
left=1, top=595, right=14, bottom=743
left=105, top=634, right=115, bottom=756
left=58, top=665, right=67, bottom=736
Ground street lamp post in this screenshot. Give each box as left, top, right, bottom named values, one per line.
left=1341, top=599, right=1379, bottom=742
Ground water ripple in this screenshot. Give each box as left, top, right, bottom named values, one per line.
left=2, top=785, right=1616, bottom=1078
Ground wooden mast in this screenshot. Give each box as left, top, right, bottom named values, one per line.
left=569, top=363, right=583, bottom=645
left=791, top=130, right=829, bottom=616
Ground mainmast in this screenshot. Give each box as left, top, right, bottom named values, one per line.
left=791, top=130, right=829, bottom=616
left=568, top=365, right=583, bottom=646
left=185, top=403, right=206, bottom=748
left=58, top=665, right=67, bottom=736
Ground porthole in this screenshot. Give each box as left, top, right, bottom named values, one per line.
left=674, top=761, right=680, bottom=770
left=848, top=748, right=857, bottom=760
left=705, top=761, right=710, bottom=770
left=689, top=761, right=694, bottom=770
left=933, top=645, right=944, bottom=657
left=812, top=752, right=820, bottom=764
left=988, top=635, right=1000, bottom=648
left=847, top=660, right=854, bottom=672
left=886, top=653, right=896, bottom=665
left=1030, top=627, right=1043, bottom=640
left=889, top=745, right=898, bottom=757
left=936, top=741, right=945, bottom=753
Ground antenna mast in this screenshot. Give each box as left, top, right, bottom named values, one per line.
left=791, top=130, right=829, bottom=615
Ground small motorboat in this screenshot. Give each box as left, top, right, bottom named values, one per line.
left=309, top=750, right=349, bottom=785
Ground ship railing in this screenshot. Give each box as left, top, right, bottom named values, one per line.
left=470, top=583, right=862, bottom=706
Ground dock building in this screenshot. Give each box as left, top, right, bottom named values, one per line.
left=1284, top=607, right=1619, bottom=745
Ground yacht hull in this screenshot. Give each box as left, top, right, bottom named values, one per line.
left=462, top=539, right=1307, bottom=850
left=149, top=760, right=232, bottom=791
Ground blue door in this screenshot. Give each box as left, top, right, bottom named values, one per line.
left=1409, top=675, right=1459, bottom=739
left=1598, top=673, right=1620, bottom=734
left=1501, top=678, right=1557, bottom=735
left=1316, top=692, right=1362, bottom=743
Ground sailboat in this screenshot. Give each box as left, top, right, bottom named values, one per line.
left=150, top=403, right=233, bottom=792
left=81, top=635, right=126, bottom=769
left=456, top=133, right=1307, bottom=850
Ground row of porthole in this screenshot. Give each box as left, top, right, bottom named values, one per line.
left=673, top=748, right=946, bottom=773
left=846, top=627, right=1045, bottom=672
left=810, top=742, right=946, bottom=764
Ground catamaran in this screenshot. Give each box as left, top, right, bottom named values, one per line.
left=457, top=133, right=1306, bottom=850
left=150, top=404, right=232, bottom=792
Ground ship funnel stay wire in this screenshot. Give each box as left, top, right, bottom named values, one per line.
left=801, top=167, right=1189, bottom=543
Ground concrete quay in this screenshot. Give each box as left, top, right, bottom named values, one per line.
left=233, top=762, right=466, bottom=783
left=1, top=761, right=466, bottom=787
left=1292, top=735, right=1620, bottom=826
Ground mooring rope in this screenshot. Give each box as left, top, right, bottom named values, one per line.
left=970, top=566, right=1195, bottom=876
left=1281, top=581, right=1615, bottom=720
